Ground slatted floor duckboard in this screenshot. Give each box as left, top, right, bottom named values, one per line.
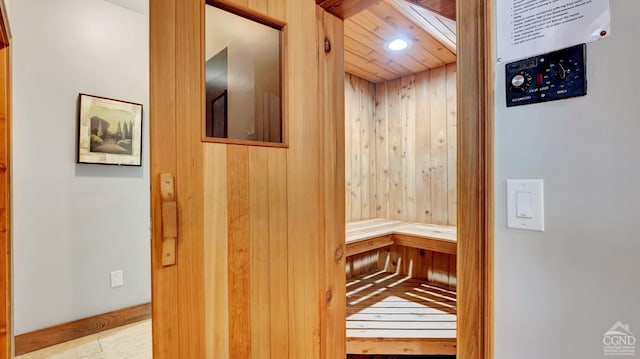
left=346, top=270, right=457, bottom=355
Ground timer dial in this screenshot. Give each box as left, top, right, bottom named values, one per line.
left=509, top=71, right=532, bottom=93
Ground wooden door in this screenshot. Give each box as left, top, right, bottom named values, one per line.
left=149, top=0, right=345, bottom=358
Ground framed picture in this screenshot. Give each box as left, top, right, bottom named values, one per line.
left=77, top=93, right=143, bottom=166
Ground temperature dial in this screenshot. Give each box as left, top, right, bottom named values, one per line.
left=509, top=71, right=532, bottom=93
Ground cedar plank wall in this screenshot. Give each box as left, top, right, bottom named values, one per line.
left=345, top=63, right=457, bottom=225
left=151, top=0, right=344, bottom=358
left=346, top=246, right=456, bottom=288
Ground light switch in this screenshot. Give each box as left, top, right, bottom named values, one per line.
left=507, top=180, right=544, bottom=231
left=516, top=191, right=533, bottom=218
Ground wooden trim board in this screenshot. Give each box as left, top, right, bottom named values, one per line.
left=456, top=0, right=494, bottom=357
left=347, top=337, right=457, bottom=355
left=14, top=303, right=151, bottom=356
left=0, top=44, right=10, bottom=359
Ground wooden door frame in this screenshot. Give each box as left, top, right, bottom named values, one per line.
left=319, top=0, right=495, bottom=356
left=0, top=1, right=10, bottom=358
left=456, top=0, right=494, bottom=357
left=320, top=0, right=495, bottom=356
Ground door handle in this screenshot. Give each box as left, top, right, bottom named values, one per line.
left=160, top=173, right=177, bottom=266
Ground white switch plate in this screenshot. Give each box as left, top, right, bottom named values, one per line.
left=110, top=270, right=124, bottom=288
left=507, top=179, right=544, bottom=231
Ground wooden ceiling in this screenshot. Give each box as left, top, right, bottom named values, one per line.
left=342, top=0, right=457, bottom=83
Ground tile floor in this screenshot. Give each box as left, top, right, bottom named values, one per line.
left=16, top=320, right=151, bottom=359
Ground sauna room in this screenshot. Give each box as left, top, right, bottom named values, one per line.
left=341, top=0, right=458, bottom=356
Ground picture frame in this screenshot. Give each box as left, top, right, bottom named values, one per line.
left=77, top=93, right=143, bottom=166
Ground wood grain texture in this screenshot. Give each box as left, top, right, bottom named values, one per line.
left=0, top=46, right=10, bottom=359
left=346, top=272, right=456, bottom=354
left=343, top=0, right=456, bottom=83
left=227, top=146, right=251, bottom=358
left=318, top=9, right=347, bottom=359
left=346, top=65, right=456, bottom=225
left=285, top=1, right=321, bottom=358
left=154, top=1, right=346, bottom=358
left=14, top=304, right=151, bottom=356
left=345, top=74, right=376, bottom=221
left=149, top=0, right=179, bottom=357
left=175, top=0, right=206, bottom=357
left=389, top=0, right=457, bottom=54
left=408, top=0, right=456, bottom=20
left=203, top=144, right=229, bottom=358
left=457, top=0, right=494, bottom=356
left=0, top=6, right=8, bottom=50
left=316, top=0, right=380, bottom=19
left=267, top=148, right=289, bottom=359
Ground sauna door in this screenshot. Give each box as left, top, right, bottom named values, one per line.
left=149, top=0, right=345, bottom=358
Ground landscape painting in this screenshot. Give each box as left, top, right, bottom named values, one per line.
left=77, top=94, right=143, bottom=166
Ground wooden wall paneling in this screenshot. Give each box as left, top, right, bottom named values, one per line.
left=448, top=254, right=457, bottom=288
left=346, top=251, right=379, bottom=279
left=349, top=244, right=455, bottom=287
left=248, top=0, right=267, bottom=13
left=150, top=0, right=179, bottom=356
left=374, top=81, right=389, bottom=219
left=400, top=75, right=416, bottom=222
left=352, top=66, right=455, bottom=225
left=286, top=0, right=321, bottom=357
left=175, top=0, right=206, bottom=356
left=418, top=248, right=433, bottom=279
left=386, top=79, right=403, bottom=219
left=429, top=66, right=449, bottom=225
left=349, top=75, right=361, bottom=220
left=414, top=70, right=432, bottom=223
left=431, top=252, right=450, bottom=286
left=345, top=76, right=353, bottom=219
left=345, top=74, right=377, bottom=221
left=367, top=80, right=376, bottom=220
left=446, top=63, right=457, bottom=226
left=318, top=8, right=346, bottom=359
left=267, top=0, right=286, bottom=20
left=267, top=148, right=289, bottom=358
left=203, top=145, right=229, bottom=358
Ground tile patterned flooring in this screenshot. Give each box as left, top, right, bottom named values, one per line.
left=16, top=320, right=151, bottom=359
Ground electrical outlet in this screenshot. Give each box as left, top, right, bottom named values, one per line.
left=110, top=270, right=124, bottom=288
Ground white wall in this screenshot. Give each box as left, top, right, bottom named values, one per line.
left=495, top=1, right=640, bottom=358
left=11, top=0, right=149, bottom=335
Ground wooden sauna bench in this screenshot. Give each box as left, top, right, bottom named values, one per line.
left=345, top=219, right=457, bottom=355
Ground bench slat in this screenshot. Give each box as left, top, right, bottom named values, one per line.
left=346, top=219, right=457, bottom=255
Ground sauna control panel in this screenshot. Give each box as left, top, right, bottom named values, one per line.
left=506, top=44, right=587, bottom=107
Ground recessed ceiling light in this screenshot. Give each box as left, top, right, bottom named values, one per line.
left=386, top=38, right=410, bottom=51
